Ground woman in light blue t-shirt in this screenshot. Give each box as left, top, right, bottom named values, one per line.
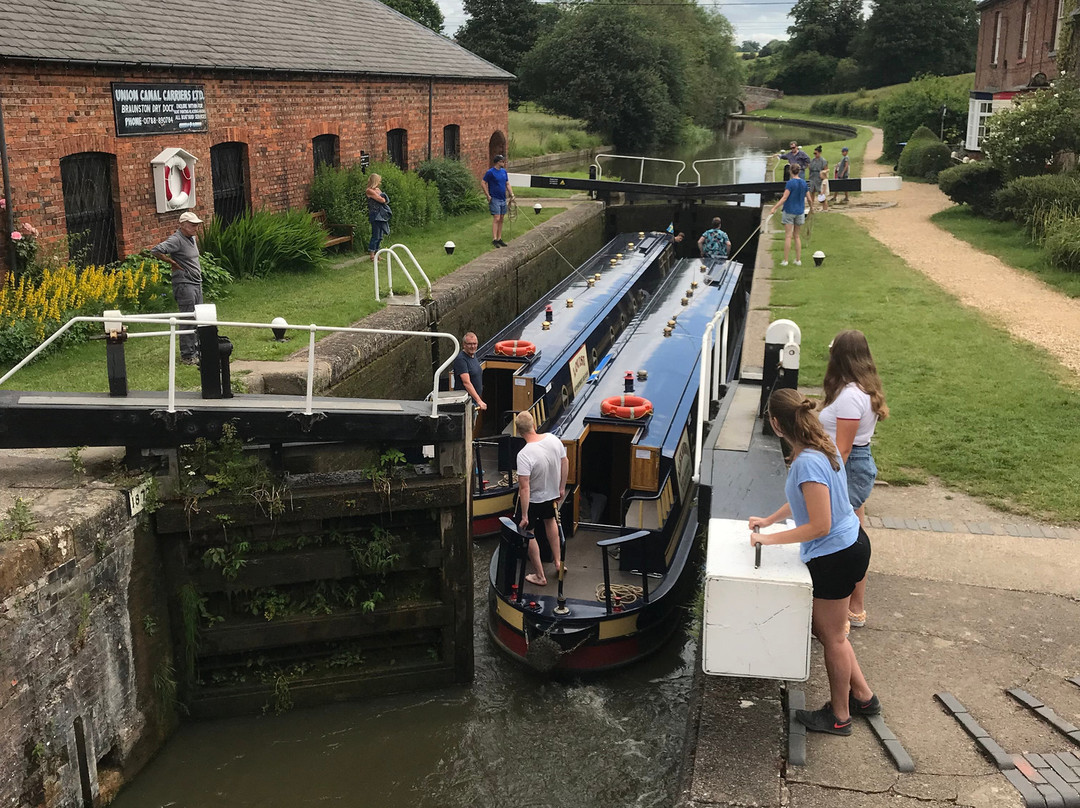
left=749, top=388, right=879, bottom=737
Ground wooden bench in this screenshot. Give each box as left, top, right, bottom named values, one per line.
left=312, top=211, right=354, bottom=250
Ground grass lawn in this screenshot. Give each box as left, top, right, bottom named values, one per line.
left=2, top=207, right=565, bottom=394
left=768, top=211, right=1080, bottom=522
left=508, top=108, right=605, bottom=159
left=931, top=206, right=1080, bottom=299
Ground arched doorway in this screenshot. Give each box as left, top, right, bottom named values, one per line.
left=488, top=131, right=507, bottom=162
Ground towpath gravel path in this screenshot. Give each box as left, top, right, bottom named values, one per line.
left=842, top=127, right=1080, bottom=377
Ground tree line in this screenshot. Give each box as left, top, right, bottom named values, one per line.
left=454, top=0, right=744, bottom=151
left=746, top=0, right=979, bottom=94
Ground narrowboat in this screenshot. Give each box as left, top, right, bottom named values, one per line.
left=487, top=254, right=750, bottom=672
left=466, top=232, right=676, bottom=535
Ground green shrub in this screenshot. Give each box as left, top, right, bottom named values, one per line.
left=1043, top=213, right=1080, bottom=272
left=848, top=96, right=879, bottom=120
left=982, top=75, right=1080, bottom=179
left=372, top=161, right=444, bottom=234
left=937, top=161, right=1003, bottom=217
left=417, top=158, right=486, bottom=216
left=309, top=163, right=368, bottom=244
left=200, top=209, right=328, bottom=280
left=994, top=173, right=1080, bottom=235
left=898, top=138, right=952, bottom=179
left=878, top=75, right=970, bottom=160
left=907, top=125, right=939, bottom=142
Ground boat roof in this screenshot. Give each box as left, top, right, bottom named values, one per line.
left=478, top=232, right=670, bottom=386
left=556, top=257, right=744, bottom=457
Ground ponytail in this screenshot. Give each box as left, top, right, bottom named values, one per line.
left=768, top=388, right=841, bottom=471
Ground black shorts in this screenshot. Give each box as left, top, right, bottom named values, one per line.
left=526, top=499, right=557, bottom=525
left=805, top=527, right=871, bottom=600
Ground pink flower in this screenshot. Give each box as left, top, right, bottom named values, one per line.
left=19, top=222, right=38, bottom=237
left=0, top=198, right=6, bottom=210
left=10, top=231, right=22, bottom=241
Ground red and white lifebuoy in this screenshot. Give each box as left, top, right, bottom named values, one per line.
left=601, top=395, right=653, bottom=420
left=164, top=155, right=193, bottom=209
left=495, top=340, right=536, bottom=357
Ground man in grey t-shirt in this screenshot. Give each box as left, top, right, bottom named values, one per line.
left=151, top=210, right=204, bottom=364
left=515, top=410, right=567, bottom=587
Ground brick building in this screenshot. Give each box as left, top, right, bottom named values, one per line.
left=966, top=0, right=1071, bottom=151
left=0, top=0, right=512, bottom=274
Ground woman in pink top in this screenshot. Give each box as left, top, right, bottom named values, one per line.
left=819, top=330, right=889, bottom=629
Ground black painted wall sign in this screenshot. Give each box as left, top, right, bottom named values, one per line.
left=111, top=82, right=209, bottom=137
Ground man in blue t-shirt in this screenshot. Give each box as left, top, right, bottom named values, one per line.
left=769, top=165, right=811, bottom=267
left=481, top=154, right=516, bottom=248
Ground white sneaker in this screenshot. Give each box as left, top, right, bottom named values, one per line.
left=794, top=260, right=802, bottom=266
left=780, top=260, right=789, bottom=266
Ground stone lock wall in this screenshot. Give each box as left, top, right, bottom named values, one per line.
left=0, top=63, right=509, bottom=275
left=0, top=454, right=174, bottom=808
left=741, top=86, right=784, bottom=113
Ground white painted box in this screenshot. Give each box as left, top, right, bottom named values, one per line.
left=703, top=518, right=812, bottom=681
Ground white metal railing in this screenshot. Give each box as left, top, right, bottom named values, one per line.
left=693, top=303, right=730, bottom=482
left=374, top=243, right=432, bottom=306
left=0, top=308, right=459, bottom=419
left=592, top=154, right=687, bottom=185
left=691, top=157, right=743, bottom=186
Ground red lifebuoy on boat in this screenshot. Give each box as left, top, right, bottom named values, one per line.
left=495, top=340, right=536, bottom=357
left=601, top=395, right=653, bottom=420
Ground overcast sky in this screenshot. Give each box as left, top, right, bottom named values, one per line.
left=439, top=1, right=875, bottom=50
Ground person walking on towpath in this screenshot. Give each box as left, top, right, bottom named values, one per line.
left=770, top=164, right=810, bottom=267
left=698, top=217, right=731, bottom=262
left=832, top=146, right=850, bottom=205
left=749, top=388, right=880, bottom=736
left=150, top=210, right=205, bottom=366
left=482, top=154, right=516, bottom=248
left=515, top=410, right=568, bottom=587
left=808, top=146, right=827, bottom=213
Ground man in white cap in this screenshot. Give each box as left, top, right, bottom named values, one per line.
left=151, top=210, right=205, bottom=365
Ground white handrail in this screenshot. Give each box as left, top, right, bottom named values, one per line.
left=693, top=303, right=730, bottom=483
left=374, top=244, right=431, bottom=306
left=0, top=312, right=460, bottom=419
left=592, top=154, right=687, bottom=185
left=691, top=157, right=742, bottom=186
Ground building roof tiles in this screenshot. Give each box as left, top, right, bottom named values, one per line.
left=0, top=0, right=512, bottom=80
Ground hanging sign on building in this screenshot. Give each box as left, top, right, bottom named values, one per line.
left=111, top=83, right=209, bottom=137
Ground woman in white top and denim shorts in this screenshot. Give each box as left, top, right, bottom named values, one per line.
left=819, top=330, right=889, bottom=629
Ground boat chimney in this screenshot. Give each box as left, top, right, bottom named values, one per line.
left=624, top=371, right=634, bottom=393
left=545, top=305, right=553, bottom=322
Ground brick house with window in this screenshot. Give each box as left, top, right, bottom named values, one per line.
left=967, top=0, right=1071, bottom=151
left=0, top=0, right=512, bottom=275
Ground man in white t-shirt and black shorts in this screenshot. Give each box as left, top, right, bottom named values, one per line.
left=515, top=411, right=568, bottom=586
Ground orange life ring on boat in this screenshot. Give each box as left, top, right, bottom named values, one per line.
left=601, top=395, right=653, bottom=420
left=164, top=156, right=193, bottom=209
left=495, top=339, right=536, bottom=357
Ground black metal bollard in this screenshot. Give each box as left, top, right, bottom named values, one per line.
left=218, top=336, right=234, bottom=399
left=197, top=324, right=222, bottom=399
left=106, top=330, right=128, bottom=397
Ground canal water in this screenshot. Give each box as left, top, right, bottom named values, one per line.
left=112, top=535, right=697, bottom=808
left=110, top=119, right=832, bottom=808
